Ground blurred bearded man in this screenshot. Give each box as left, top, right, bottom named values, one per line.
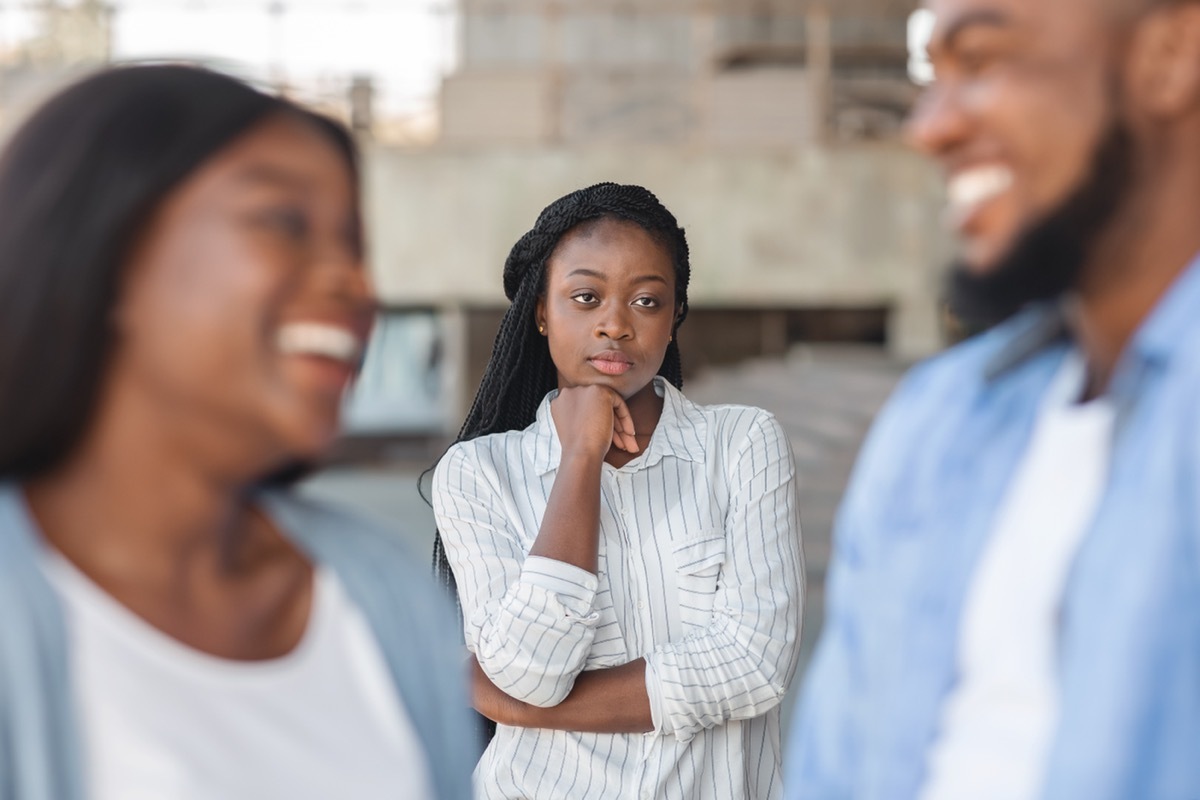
left=787, top=0, right=1200, bottom=798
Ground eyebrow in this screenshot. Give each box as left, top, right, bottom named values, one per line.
left=235, top=164, right=314, bottom=192
left=931, top=8, right=1014, bottom=53
left=564, top=268, right=669, bottom=285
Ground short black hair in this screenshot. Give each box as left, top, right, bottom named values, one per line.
left=0, top=64, right=358, bottom=481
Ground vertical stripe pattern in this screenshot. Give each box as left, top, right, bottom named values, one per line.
left=434, top=378, right=805, bottom=800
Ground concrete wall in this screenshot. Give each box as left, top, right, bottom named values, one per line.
left=363, top=142, right=951, bottom=359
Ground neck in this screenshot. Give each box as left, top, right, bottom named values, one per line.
left=1069, top=149, right=1200, bottom=396
left=24, top=380, right=285, bottom=584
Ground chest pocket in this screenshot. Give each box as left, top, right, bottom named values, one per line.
left=672, top=529, right=727, bottom=632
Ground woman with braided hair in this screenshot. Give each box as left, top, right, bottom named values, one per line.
left=432, top=183, right=804, bottom=799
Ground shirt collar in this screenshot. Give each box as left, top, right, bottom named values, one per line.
left=983, top=302, right=1070, bottom=382
left=984, top=249, right=1200, bottom=382
left=526, top=376, right=709, bottom=475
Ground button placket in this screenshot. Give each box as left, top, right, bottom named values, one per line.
left=614, top=471, right=649, bottom=649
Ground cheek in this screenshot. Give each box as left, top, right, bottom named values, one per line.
left=991, top=69, right=1111, bottom=210
left=118, top=241, right=289, bottom=390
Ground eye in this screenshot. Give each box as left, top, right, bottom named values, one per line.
left=958, top=48, right=995, bottom=76
left=951, top=31, right=1010, bottom=77
left=632, top=296, right=660, bottom=308
left=253, top=206, right=311, bottom=242
left=571, top=292, right=599, bottom=305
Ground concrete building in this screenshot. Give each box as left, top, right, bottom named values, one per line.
left=0, top=0, right=112, bottom=138
left=357, top=0, right=950, bottom=435
left=440, top=0, right=919, bottom=147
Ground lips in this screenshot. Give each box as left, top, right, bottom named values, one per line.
left=588, top=351, right=634, bottom=376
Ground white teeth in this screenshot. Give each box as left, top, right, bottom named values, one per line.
left=276, top=322, right=363, bottom=364
left=947, top=165, right=1014, bottom=212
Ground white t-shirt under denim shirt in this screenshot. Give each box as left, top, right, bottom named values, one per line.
left=921, top=350, right=1116, bottom=800
left=434, top=377, right=805, bottom=800
left=42, top=553, right=435, bottom=800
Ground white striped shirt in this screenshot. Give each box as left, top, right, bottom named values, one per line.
left=433, top=377, right=805, bottom=800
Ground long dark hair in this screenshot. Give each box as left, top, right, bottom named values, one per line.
left=0, top=64, right=358, bottom=483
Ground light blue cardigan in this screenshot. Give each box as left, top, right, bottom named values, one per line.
left=0, top=483, right=477, bottom=799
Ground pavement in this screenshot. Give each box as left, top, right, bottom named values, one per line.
left=299, top=343, right=907, bottom=734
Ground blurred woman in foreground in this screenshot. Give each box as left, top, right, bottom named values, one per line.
left=0, top=65, right=473, bottom=799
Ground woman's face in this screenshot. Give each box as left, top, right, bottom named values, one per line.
left=536, top=218, right=678, bottom=400
left=109, top=113, right=375, bottom=470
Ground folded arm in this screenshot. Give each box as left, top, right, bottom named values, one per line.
left=433, top=444, right=602, bottom=708
left=474, top=413, right=805, bottom=738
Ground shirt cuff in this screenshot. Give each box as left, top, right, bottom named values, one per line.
left=643, top=655, right=666, bottom=735
left=520, top=556, right=599, bottom=610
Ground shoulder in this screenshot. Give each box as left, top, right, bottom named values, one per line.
left=700, top=402, right=785, bottom=450
left=262, top=491, right=434, bottom=593
left=871, top=318, right=1026, bottom=438
left=672, top=388, right=789, bottom=466
left=435, top=429, right=531, bottom=480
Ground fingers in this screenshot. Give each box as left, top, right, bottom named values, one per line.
left=610, top=393, right=639, bottom=453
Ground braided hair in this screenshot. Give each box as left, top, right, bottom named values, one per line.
left=432, top=182, right=691, bottom=589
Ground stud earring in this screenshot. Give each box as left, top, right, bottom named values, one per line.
left=538, top=325, right=545, bottom=334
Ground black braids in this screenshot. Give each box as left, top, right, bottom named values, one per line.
left=658, top=340, right=684, bottom=387
left=430, top=267, right=550, bottom=594
left=426, top=183, right=693, bottom=745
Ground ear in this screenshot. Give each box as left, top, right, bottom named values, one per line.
left=1125, top=4, right=1200, bottom=119
left=535, top=295, right=547, bottom=334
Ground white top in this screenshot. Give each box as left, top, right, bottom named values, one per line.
left=434, top=377, right=805, bottom=800
left=921, top=351, right=1116, bottom=800
left=42, top=553, right=435, bottom=800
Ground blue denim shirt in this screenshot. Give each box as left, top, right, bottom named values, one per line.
left=787, top=254, right=1200, bottom=800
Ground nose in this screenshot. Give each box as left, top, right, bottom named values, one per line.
left=595, top=303, right=633, bottom=341
left=904, top=80, right=971, bottom=160
left=312, top=245, right=376, bottom=317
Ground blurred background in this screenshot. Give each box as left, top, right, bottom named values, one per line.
left=0, top=0, right=948, bottom=726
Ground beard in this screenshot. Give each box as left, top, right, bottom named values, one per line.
left=945, top=121, right=1136, bottom=332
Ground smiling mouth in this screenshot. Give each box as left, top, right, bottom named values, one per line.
left=276, top=322, right=366, bottom=366
left=947, top=164, right=1014, bottom=226
left=589, top=354, right=634, bottom=376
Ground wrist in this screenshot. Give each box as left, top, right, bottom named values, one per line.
left=498, top=693, right=536, bottom=728
left=558, top=447, right=605, bottom=469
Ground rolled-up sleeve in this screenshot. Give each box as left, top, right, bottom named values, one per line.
left=644, top=412, right=805, bottom=740
left=433, top=443, right=599, bottom=708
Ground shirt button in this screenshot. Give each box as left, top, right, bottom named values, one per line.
left=637, top=601, right=645, bottom=610
left=641, top=792, right=651, bottom=800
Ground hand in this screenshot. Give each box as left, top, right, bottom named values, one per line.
left=551, top=385, right=638, bottom=459
left=470, top=656, right=529, bottom=726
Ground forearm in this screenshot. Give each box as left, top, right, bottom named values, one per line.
left=528, top=452, right=602, bottom=573
left=475, top=658, right=653, bottom=733
left=467, top=455, right=604, bottom=705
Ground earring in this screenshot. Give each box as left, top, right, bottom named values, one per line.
left=538, top=325, right=545, bottom=334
